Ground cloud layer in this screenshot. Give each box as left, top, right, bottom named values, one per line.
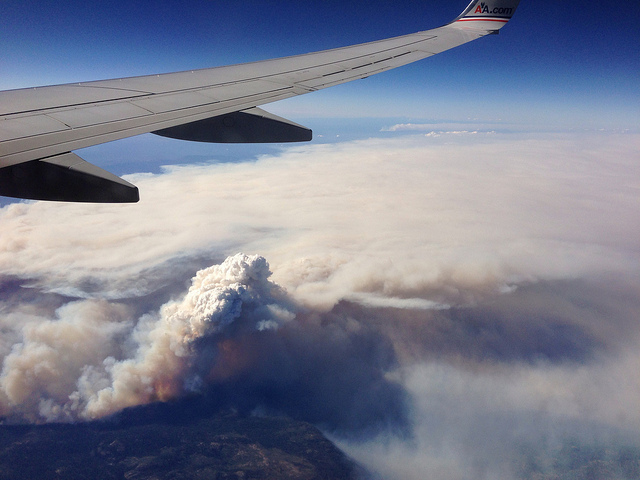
left=1, top=130, right=639, bottom=478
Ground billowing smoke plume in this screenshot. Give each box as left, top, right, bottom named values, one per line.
left=0, top=255, right=287, bottom=421
left=0, top=254, right=406, bottom=433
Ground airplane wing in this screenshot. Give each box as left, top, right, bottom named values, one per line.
left=0, top=0, right=520, bottom=203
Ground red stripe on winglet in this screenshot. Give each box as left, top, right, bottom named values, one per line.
left=456, top=18, right=509, bottom=23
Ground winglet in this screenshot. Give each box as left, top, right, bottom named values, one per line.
left=453, top=0, right=521, bottom=30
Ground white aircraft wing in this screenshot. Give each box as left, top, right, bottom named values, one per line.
left=0, top=0, right=520, bottom=203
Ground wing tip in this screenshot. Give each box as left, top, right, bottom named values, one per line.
left=452, top=0, right=521, bottom=29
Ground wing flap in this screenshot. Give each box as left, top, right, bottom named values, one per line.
left=47, top=102, right=151, bottom=129
left=0, top=115, right=69, bottom=142
left=0, top=85, right=150, bottom=116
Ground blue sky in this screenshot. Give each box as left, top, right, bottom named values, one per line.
left=1, top=0, right=638, bottom=132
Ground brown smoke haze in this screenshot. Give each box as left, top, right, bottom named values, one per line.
left=1, top=130, right=639, bottom=478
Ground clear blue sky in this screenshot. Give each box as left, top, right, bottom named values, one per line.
left=1, top=0, right=638, bottom=173
left=2, top=0, right=638, bottom=121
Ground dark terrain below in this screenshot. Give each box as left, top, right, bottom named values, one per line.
left=0, top=409, right=364, bottom=480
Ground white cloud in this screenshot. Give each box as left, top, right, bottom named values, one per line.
left=1, top=132, right=638, bottom=306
